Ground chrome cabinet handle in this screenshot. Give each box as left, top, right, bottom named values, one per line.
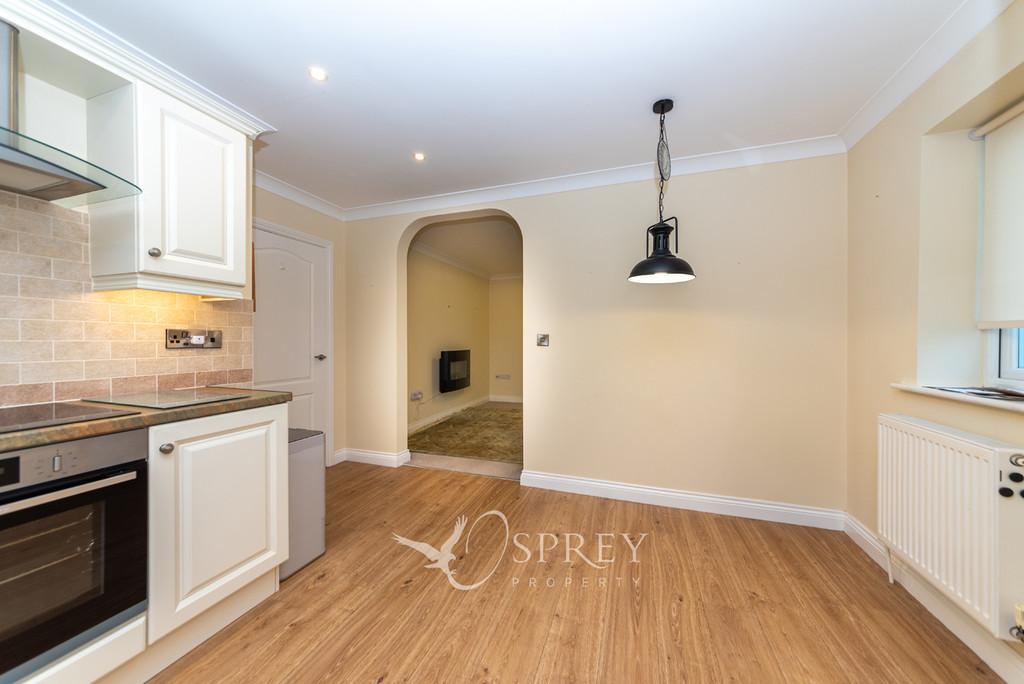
left=314, top=354, right=327, bottom=361
left=159, top=443, right=175, bottom=454
left=148, top=247, right=163, bottom=257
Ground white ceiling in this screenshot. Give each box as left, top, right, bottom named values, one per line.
left=411, top=217, right=522, bottom=278
left=56, top=0, right=996, bottom=211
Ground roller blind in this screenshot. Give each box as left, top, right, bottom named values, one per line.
left=978, top=110, right=1024, bottom=329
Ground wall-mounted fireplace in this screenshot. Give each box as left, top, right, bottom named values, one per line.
left=439, top=350, right=470, bottom=393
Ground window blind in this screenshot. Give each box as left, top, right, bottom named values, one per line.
left=978, top=108, right=1024, bottom=329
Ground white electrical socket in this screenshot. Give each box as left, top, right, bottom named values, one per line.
left=189, top=334, right=206, bottom=346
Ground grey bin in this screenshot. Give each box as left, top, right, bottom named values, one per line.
left=280, top=428, right=326, bottom=580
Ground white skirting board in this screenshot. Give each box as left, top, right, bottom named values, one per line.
left=336, top=448, right=411, bottom=468
left=843, top=516, right=1024, bottom=682
left=519, top=470, right=847, bottom=530
left=488, top=395, right=523, bottom=403
left=407, top=396, right=490, bottom=434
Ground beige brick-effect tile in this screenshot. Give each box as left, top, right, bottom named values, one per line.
left=20, top=361, right=83, bottom=383
left=18, top=233, right=83, bottom=261
left=0, top=190, right=16, bottom=207
left=0, top=229, right=16, bottom=251
left=0, top=274, right=16, bottom=296
left=228, top=312, right=253, bottom=327
left=83, top=321, right=134, bottom=340
left=51, top=260, right=91, bottom=282
left=0, top=320, right=18, bottom=339
left=21, top=320, right=83, bottom=340
left=0, top=252, right=50, bottom=277
left=89, top=290, right=135, bottom=304
left=0, top=364, right=18, bottom=385
left=156, top=308, right=194, bottom=325
left=111, top=375, right=156, bottom=395
left=177, top=356, right=213, bottom=372
left=0, top=342, right=52, bottom=363
left=110, top=304, right=155, bottom=323
left=227, top=369, right=253, bottom=383
left=196, top=370, right=228, bottom=386
left=158, top=372, right=196, bottom=390
left=16, top=195, right=86, bottom=224
left=55, top=379, right=110, bottom=401
left=0, top=382, right=53, bottom=407
left=0, top=296, right=52, bottom=319
left=134, top=290, right=178, bottom=307
left=134, top=323, right=167, bottom=340
left=226, top=341, right=252, bottom=356
left=135, top=357, right=178, bottom=376
left=111, top=340, right=156, bottom=359
left=52, top=219, right=89, bottom=243
left=20, top=276, right=83, bottom=300
left=212, top=354, right=243, bottom=371
left=0, top=205, right=52, bottom=235
left=84, top=359, right=135, bottom=380
left=54, top=299, right=109, bottom=321
left=54, top=341, right=111, bottom=361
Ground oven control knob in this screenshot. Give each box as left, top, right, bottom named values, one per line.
left=158, top=443, right=175, bottom=454
left=1011, top=454, right=1024, bottom=467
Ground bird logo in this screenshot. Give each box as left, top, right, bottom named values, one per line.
left=392, top=510, right=510, bottom=591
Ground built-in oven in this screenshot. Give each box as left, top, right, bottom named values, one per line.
left=0, top=429, right=147, bottom=683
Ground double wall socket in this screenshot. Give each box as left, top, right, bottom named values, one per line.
left=165, top=329, right=223, bottom=349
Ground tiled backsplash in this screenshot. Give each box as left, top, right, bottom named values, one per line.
left=0, top=191, right=254, bottom=407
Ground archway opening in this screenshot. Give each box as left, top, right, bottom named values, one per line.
left=398, top=210, right=523, bottom=478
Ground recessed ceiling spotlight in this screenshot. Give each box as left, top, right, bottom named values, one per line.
left=413, top=152, right=426, bottom=161
left=308, top=66, right=328, bottom=82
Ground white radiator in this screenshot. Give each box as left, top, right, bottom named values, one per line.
left=878, top=414, right=1024, bottom=641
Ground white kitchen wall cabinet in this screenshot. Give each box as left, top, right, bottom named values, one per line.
left=147, top=404, right=288, bottom=643
left=89, top=81, right=251, bottom=298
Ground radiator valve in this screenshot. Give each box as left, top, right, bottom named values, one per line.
left=1012, top=605, right=1024, bottom=643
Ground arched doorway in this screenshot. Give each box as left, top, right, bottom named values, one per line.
left=397, top=209, right=524, bottom=478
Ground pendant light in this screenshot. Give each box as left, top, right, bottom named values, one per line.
left=627, top=99, right=696, bottom=284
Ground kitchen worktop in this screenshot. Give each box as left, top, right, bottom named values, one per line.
left=0, top=388, right=291, bottom=453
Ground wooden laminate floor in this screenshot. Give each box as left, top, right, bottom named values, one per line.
left=153, top=463, right=998, bottom=683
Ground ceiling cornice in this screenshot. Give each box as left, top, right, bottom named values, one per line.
left=1, top=0, right=275, bottom=138
left=253, top=171, right=348, bottom=223
left=409, top=243, right=492, bottom=280
left=838, top=0, right=1014, bottom=148
left=277, top=134, right=841, bottom=223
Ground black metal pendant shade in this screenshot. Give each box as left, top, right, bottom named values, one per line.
left=628, top=98, right=695, bottom=284
left=627, top=219, right=695, bottom=284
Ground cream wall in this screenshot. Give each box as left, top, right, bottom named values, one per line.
left=253, top=187, right=347, bottom=450
left=847, top=0, right=1024, bottom=533
left=407, top=250, right=491, bottom=428
left=346, top=154, right=848, bottom=509
left=488, top=277, right=523, bottom=401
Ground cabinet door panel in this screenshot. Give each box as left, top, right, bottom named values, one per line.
left=137, top=81, right=247, bottom=285
left=148, top=404, right=287, bottom=643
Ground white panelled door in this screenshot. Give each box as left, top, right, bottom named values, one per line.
left=253, top=225, right=331, bottom=459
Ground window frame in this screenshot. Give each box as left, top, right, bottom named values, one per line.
left=987, top=328, right=1024, bottom=390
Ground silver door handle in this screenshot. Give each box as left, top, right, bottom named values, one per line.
left=159, top=443, right=175, bottom=454
left=314, top=354, right=327, bottom=361
left=148, top=247, right=162, bottom=257
left=0, top=471, right=137, bottom=517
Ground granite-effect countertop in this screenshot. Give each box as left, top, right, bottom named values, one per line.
left=0, top=388, right=291, bottom=453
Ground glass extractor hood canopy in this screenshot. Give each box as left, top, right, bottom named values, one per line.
left=0, top=125, right=140, bottom=205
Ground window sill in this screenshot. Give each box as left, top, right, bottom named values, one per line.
left=892, top=383, right=1024, bottom=415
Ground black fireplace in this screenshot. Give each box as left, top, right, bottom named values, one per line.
left=439, top=350, right=470, bottom=393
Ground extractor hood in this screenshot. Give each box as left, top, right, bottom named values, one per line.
left=0, top=21, right=139, bottom=204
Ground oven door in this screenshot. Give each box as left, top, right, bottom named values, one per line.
left=0, top=459, right=146, bottom=681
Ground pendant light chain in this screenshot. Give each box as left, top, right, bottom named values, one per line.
left=658, top=111, right=666, bottom=222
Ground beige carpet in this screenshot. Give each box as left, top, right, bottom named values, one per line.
left=408, top=401, right=522, bottom=464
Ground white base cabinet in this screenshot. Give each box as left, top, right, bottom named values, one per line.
left=147, top=405, right=288, bottom=643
